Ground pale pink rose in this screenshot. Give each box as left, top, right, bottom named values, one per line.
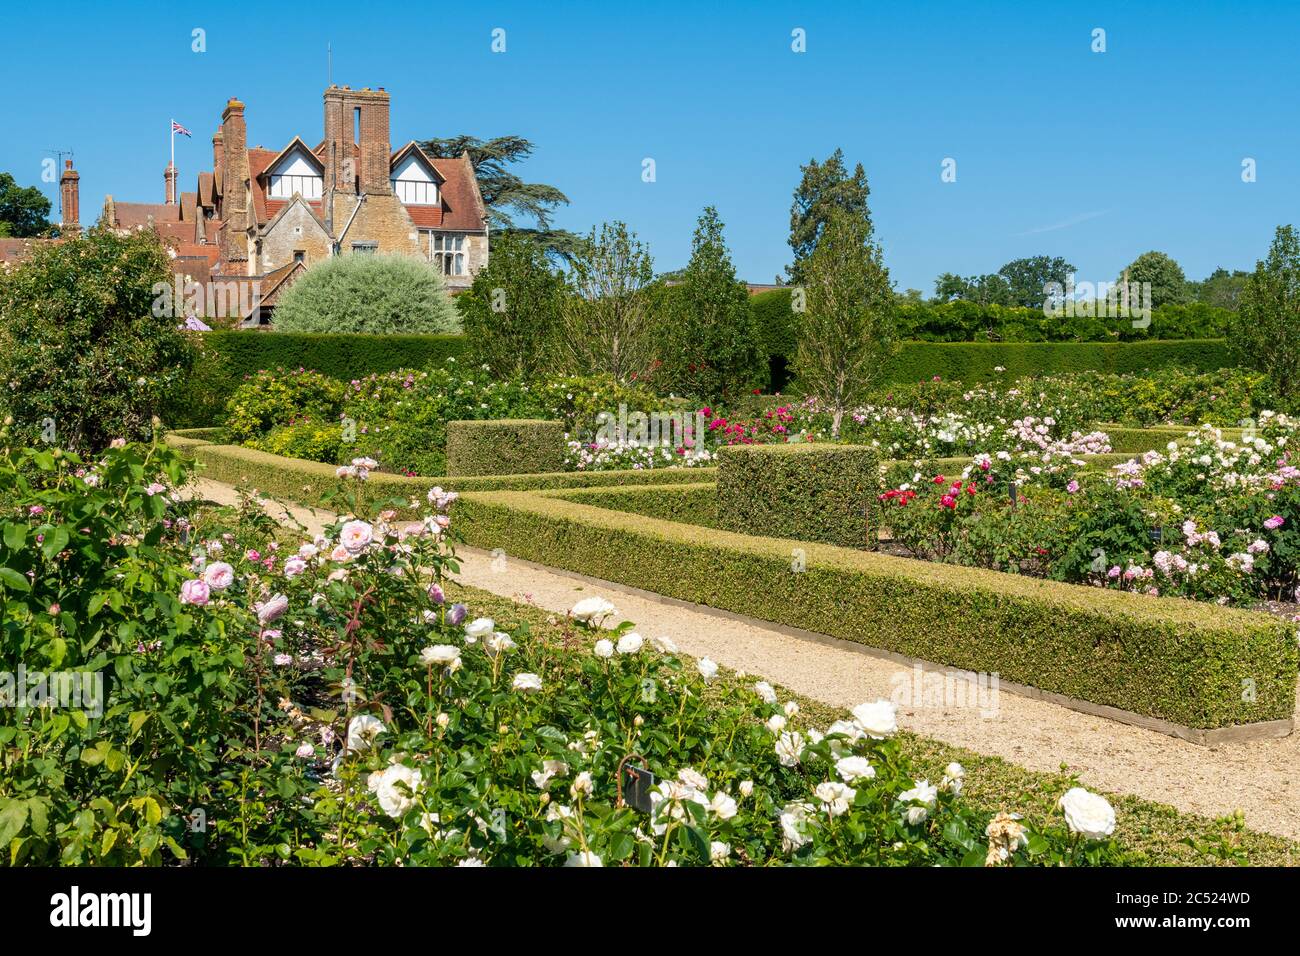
left=283, top=556, right=307, bottom=578
left=339, top=520, right=374, bottom=554
left=330, top=544, right=352, bottom=562
left=255, top=593, right=289, bottom=623
left=180, top=579, right=210, bottom=606
left=202, top=561, right=235, bottom=591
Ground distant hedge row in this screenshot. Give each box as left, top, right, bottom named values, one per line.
left=880, top=339, right=1232, bottom=385
left=172, top=324, right=1236, bottom=429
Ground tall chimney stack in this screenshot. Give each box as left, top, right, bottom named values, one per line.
left=219, top=97, right=250, bottom=262
left=212, top=129, right=224, bottom=198
left=164, top=163, right=178, bottom=204
left=59, top=159, right=80, bottom=234
left=322, top=85, right=391, bottom=198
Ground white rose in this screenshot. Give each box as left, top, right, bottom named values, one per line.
left=754, top=681, right=778, bottom=704
left=709, top=792, right=738, bottom=820
left=1058, top=787, right=1116, bottom=840
left=835, top=755, right=876, bottom=783
left=512, top=672, right=542, bottom=693
left=851, top=699, right=898, bottom=738
left=783, top=701, right=800, bottom=718
left=709, top=841, right=731, bottom=863
left=593, top=639, right=614, bottom=659
left=465, top=617, right=495, bottom=640
left=904, top=805, right=929, bottom=826
left=765, top=714, right=788, bottom=734
left=775, top=731, right=805, bottom=767
left=650, top=635, right=679, bottom=654
left=366, top=762, right=422, bottom=818
left=697, top=658, right=718, bottom=682
left=570, top=771, right=594, bottom=800
left=564, top=850, right=603, bottom=867
left=814, top=781, right=856, bottom=817
left=570, top=596, right=616, bottom=624
left=616, top=633, right=644, bottom=655
left=420, top=644, right=461, bottom=668
left=738, top=780, right=754, bottom=798
left=345, top=714, right=386, bottom=753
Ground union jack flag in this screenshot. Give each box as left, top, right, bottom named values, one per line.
left=171, top=120, right=192, bottom=137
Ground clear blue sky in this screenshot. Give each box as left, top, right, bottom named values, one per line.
left=2, top=0, right=1296, bottom=292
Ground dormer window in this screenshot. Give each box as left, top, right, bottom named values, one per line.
left=267, top=144, right=323, bottom=199
left=391, top=151, right=439, bottom=205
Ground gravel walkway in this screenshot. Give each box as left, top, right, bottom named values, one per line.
left=186, top=478, right=1300, bottom=841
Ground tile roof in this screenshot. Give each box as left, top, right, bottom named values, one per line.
left=112, top=201, right=182, bottom=228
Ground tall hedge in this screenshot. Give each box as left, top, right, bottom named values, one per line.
left=879, top=339, right=1232, bottom=385
left=177, top=331, right=467, bottom=427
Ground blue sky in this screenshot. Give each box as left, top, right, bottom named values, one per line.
left=2, top=0, right=1296, bottom=292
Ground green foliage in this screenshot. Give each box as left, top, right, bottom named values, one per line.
left=560, top=222, right=658, bottom=382
left=0, top=227, right=195, bottom=451
left=786, top=149, right=871, bottom=285
left=1230, top=224, right=1300, bottom=399
left=175, top=331, right=467, bottom=428
left=271, top=254, right=461, bottom=335
left=458, top=232, right=565, bottom=379
left=1188, top=268, right=1250, bottom=310
left=794, top=208, right=897, bottom=435
left=656, top=207, right=765, bottom=401
left=878, top=339, right=1232, bottom=385
left=445, top=419, right=566, bottom=476
left=222, top=369, right=346, bottom=445
left=0, top=171, right=51, bottom=238
left=996, top=256, right=1076, bottom=309
left=1120, top=251, right=1189, bottom=308
left=891, top=300, right=1231, bottom=343
left=717, top=444, right=881, bottom=549
left=455, top=489, right=1298, bottom=730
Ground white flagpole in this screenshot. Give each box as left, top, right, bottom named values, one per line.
left=169, top=119, right=174, bottom=203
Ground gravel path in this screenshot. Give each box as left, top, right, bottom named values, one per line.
left=186, top=478, right=1300, bottom=841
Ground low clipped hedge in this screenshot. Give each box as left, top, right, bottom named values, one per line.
left=177, top=331, right=468, bottom=427
left=544, top=482, right=721, bottom=528
left=455, top=491, right=1298, bottom=730
left=445, top=420, right=565, bottom=477
left=164, top=435, right=713, bottom=510
left=880, top=339, right=1231, bottom=386
left=717, top=444, right=881, bottom=548
left=1098, top=423, right=1245, bottom=455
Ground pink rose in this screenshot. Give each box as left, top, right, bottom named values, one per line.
left=180, top=579, right=211, bottom=606
left=256, top=593, right=289, bottom=623
left=202, top=561, right=235, bottom=591
left=283, top=556, right=307, bottom=578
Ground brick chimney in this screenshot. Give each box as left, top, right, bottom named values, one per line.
left=322, top=84, right=391, bottom=198
left=355, top=87, right=391, bottom=196
left=59, top=159, right=79, bottom=233
left=212, top=129, right=224, bottom=196
left=220, top=97, right=250, bottom=261
left=164, top=163, right=178, bottom=204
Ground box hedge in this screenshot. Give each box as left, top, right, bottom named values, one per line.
left=445, top=419, right=566, bottom=477
left=164, top=435, right=712, bottom=510
left=455, top=490, right=1298, bottom=730
left=717, top=444, right=881, bottom=549
left=544, top=482, right=721, bottom=528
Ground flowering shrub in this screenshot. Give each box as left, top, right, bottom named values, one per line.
left=879, top=415, right=1300, bottom=607
left=224, top=361, right=663, bottom=477
left=0, top=432, right=1122, bottom=867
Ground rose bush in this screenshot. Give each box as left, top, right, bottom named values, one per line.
left=0, top=430, right=1122, bottom=867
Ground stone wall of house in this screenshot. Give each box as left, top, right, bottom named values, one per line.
left=259, top=202, right=332, bottom=271
left=330, top=193, right=424, bottom=256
